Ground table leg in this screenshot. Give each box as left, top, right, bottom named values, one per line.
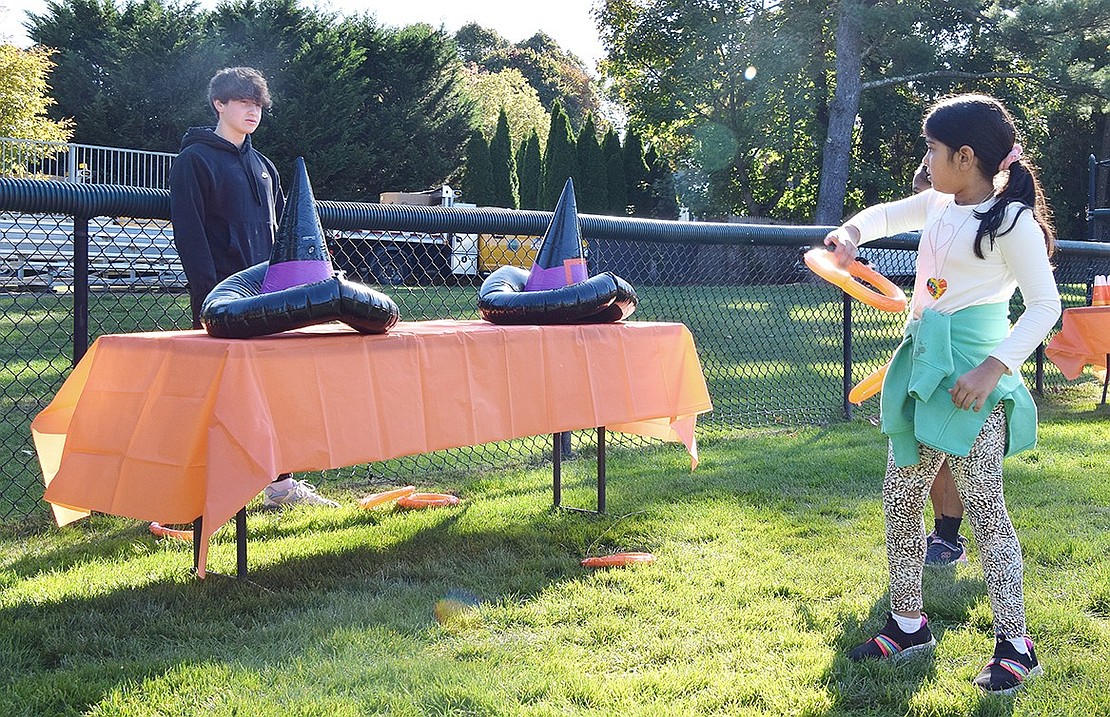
left=552, top=428, right=606, bottom=514
left=236, top=507, right=248, bottom=579
left=191, top=510, right=248, bottom=579
left=597, top=427, right=606, bottom=513
left=552, top=433, right=562, bottom=507
left=192, top=515, right=202, bottom=576
left=1102, top=353, right=1109, bottom=406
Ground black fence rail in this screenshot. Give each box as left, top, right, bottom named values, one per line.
left=3, top=178, right=1109, bottom=525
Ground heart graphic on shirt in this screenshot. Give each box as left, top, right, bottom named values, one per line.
left=926, top=277, right=947, bottom=299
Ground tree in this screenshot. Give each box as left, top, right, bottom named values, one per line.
left=541, top=100, right=579, bottom=209
left=576, top=114, right=607, bottom=214
left=516, top=129, right=543, bottom=210
left=459, top=24, right=602, bottom=128
left=462, top=66, right=549, bottom=149
left=324, top=18, right=472, bottom=200
left=645, top=144, right=678, bottom=219
left=28, top=0, right=473, bottom=201
left=28, top=0, right=215, bottom=152
left=597, top=0, right=1110, bottom=224
left=462, top=131, right=494, bottom=207
left=601, top=127, right=626, bottom=214
left=489, top=108, right=518, bottom=208
left=0, top=45, right=73, bottom=162
left=622, top=129, right=650, bottom=217
left=455, top=22, right=509, bottom=64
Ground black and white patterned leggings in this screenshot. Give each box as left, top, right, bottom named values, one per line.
left=883, top=404, right=1026, bottom=638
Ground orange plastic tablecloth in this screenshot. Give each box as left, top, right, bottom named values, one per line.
left=32, top=320, right=712, bottom=575
left=1045, top=306, right=1110, bottom=381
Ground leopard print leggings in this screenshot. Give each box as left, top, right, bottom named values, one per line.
left=883, top=404, right=1026, bottom=638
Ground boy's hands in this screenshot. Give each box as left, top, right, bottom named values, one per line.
left=949, top=357, right=1008, bottom=411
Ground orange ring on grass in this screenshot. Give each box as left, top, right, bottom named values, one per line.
left=849, top=362, right=889, bottom=404
left=359, top=485, right=416, bottom=509
left=804, top=248, right=907, bottom=313
left=396, top=492, right=460, bottom=509
left=150, top=522, right=193, bottom=542
left=580, top=552, right=655, bottom=568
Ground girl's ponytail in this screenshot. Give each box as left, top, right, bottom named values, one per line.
left=974, top=158, right=1056, bottom=258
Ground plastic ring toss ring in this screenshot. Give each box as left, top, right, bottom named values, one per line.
left=849, top=362, right=889, bottom=404
left=580, top=552, right=655, bottom=568
left=804, top=248, right=907, bottom=313
left=396, top=492, right=460, bottom=509
left=359, top=485, right=416, bottom=509
left=150, top=522, right=193, bottom=542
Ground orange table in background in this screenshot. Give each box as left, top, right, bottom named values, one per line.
left=33, top=320, right=713, bottom=576
left=1046, top=305, right=1110, bottom=404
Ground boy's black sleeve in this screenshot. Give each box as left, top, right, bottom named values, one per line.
left=169, top=153, right=219, bottom=324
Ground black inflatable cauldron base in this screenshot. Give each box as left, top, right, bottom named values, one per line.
left=201, top=262, right=399, bottom=339
left=477, top=265, right=637, bottom=325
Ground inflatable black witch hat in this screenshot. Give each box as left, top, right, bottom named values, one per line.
left=200, top=157, right=400, bottom=339
left=524, top=177, right=588, bottom=291
left=261, top=156, right=333, bottom=293
left=476, top=176, right=638, bottom=325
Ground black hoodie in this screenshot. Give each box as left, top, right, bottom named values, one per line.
left=169, top=127, right=285, bottom=327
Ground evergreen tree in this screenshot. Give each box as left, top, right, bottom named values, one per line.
left=489, top=108, right=519, bottom=208
left=462, top=131, right=495, bottom=207
left=516, top=129, right=543, bottom=210
left=623, top=130, right=651, bottom=217
left=646, top=144, right=679, bottom=219
left=575, top=114, right=607, bottom=214
left=541, top=99, right=579, bottom=210
left=601, top=128, right=627, bottom=215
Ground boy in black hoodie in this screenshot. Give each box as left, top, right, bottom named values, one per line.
left=170, top=66, right=338, bottom=509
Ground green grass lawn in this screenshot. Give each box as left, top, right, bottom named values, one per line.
left=2, top=383, right=1107, bottom=716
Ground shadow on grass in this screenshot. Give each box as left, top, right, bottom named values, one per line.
left=2, top=420, right=1060, bottom=715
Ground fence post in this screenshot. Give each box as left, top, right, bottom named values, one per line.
left=843, top=292, right=853, bottom=420
left=73, top=216, right=89, bottom=364
left=67, top=146, right=77, bottom=183
left=1035, top=344, right=1045, bottom=395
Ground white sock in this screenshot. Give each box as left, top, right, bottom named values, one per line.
left=1008, top=636, right=1031, bottom=655
left=893, top=613, right=925, bottom=633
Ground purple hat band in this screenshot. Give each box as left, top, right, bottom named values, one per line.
left=260, top=260, right=333, bottom=293
left=524, top=259, right=588, bottom=291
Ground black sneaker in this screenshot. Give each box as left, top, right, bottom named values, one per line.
left=849, top=613, right=936, bottom=662
left=925, top=534, right=968, bottom=566
left=973, top=636, right=1043, bottom=694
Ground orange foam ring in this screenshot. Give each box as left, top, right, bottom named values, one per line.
left=149, top=522, right=193, bottom=542
left=803, top=248, right=907, bottom=313
left=359, top=485, right=416, bottom=509
left=849, top=362, right=889, bottom=404
left=396, top=492, right=460, bottom=509
left=581, top=552, right=656, bottom=568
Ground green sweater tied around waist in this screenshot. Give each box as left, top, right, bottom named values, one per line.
left=881, top=303, right=1037, bottom=468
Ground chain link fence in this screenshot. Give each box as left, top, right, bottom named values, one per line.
left=3, top=181, right=1109, bottom=527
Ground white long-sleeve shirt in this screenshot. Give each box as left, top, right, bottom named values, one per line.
left=845, top=189, right=1061, bottom=374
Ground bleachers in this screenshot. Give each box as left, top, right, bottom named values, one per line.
left=0, top=213, right=185, bottom=292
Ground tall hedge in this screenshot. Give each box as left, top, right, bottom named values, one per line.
left=541, top=99, right=579, bottom=210
left=516, top=129, right=543, bottom=210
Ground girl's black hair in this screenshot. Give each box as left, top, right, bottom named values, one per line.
left=923, top=94, right=1055, bottom=258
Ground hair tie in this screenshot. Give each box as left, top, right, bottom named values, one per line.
left=998, top=143, right=1022, bottom=172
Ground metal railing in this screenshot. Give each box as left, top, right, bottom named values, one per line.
left=2, top=178, right=1109, bottom=526
left=0, top=137, right=177, bottom=189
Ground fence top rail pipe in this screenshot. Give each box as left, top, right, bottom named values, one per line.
left=2, top=177, right=1109, bottom=257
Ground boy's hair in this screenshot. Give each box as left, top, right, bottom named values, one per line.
left=923, top=93, right=1055, bottom=257
left=207, top=66, right=272, bottom=112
